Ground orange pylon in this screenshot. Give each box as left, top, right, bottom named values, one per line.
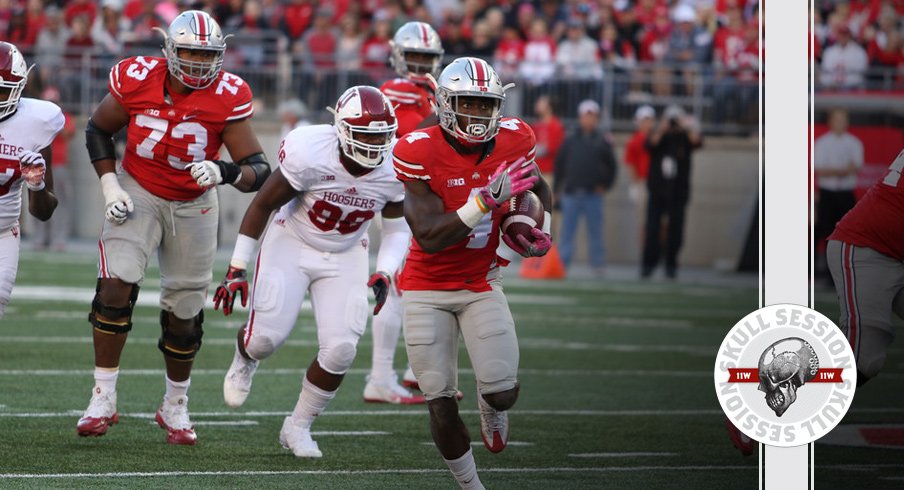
left=520, top=244, right=566, bottom=280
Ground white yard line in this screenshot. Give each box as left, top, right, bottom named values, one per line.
left=0, top=367, right=714, bottom=377
left=568, top=452, right=677, bottom=458
left=0, top=466, right=758, bottom=479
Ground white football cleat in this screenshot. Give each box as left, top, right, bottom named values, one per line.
left=401, top=366, right=419, bottom=390
left=155, top=395, right=197, bottom=445
left=279, top=416, right=322, bottom=458
left=363, top=374, right=426, bottom=405
left=477, top=392, right=508, bottom=453
left=77, top=386, right=119, bottom=437
left=223, top=349, right=259, bottom=408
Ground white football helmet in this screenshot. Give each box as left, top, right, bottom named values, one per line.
left=389, top=21, right=444, bottom=85
left=157, top=10, right=227, bottom=89
left=0, top=42, right=31, bottom=120
left=328, top=86, right=398, bottom=169
left=434, top=57, right=512, bottom=144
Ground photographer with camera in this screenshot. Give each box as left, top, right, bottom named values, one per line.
left=641, top=105, right=703, bottom=279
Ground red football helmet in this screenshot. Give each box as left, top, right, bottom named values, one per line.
left=0, top=42, right=31, bottom=120
left=328, top=86, right=398, bottom=169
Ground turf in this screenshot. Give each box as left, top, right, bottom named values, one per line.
left=0, top=250, right=900, bottom=489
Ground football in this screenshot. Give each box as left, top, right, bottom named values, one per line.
left=501, top=191, right=545, bottom=246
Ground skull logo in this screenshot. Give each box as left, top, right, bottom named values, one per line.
left=757, top=338, right=819, bottom=417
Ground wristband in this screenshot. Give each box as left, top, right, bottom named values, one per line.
left=26, top=180, right=45, bottom=192
left=456, top=195, right=488, bottom=229
left=230, top=233, right=258, bottom=269
left=543, top=211, right=551, bottom=235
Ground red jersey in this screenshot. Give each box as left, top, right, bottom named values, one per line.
left=108, top=56, right=254, bottom=201
left=379, top=78, right=433, bottom=136
left=830, top=150, right=904, bottom=260
left=624, top=130, right=650, bottom=180
left=393, top=120, right=537, bottom=292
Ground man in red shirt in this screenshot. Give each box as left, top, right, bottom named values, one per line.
left=76, top=11, right=270, bottom=446
left=393, top=57, right=552, bottom=489
left=529, top=94, right=564, bottom=179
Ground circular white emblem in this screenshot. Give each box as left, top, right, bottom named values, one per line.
left=713, top=304, right=857, bottom=447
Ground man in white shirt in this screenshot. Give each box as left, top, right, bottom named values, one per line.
left=814, top=108, right=864, bottom=280
left=819, top=25, right=868, bottom=90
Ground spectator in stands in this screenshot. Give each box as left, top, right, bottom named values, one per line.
left=360, top=13, right=394, bottom=82
left=554, top=100, right=618, bottom=276
left=35, top=6, right=69, bottom=84
left=277, top=98, right=311, bottom=140
left=298, top=8, right=337, bottom=70
left=639, top=6, right=672, bottom=97
left=814, top=108, right=864, bottom=280
left=335, top=14, right=363, bottom=72
left=216, top=0, right=245, bottom=30
left=92, top=0, right=129, bottom=59
left=31, top=86, right=74, bottom=252
left=515, top=2, right=537, bottom=38
left=493, top=25, right=524, bottom=82
left=126, top=0, right=167, bottom=48
left=625, top=105, right=655, bottom=210
left=468, top=20, right=496, bottom=59
left=297, top=7, right=338, bottom=113
left=520, top=17, right=557, bottom=114
left=65, top=14, right=94, bottom=60
left=530, top=95, right=565, bottom=182
left=713, top=6, right=754, bottom=124
left=556, top=19, right=602, bottom=80
left=65, top=0, right=97, bottom=28
left=642, top=105, right=703, bottom=279
left=233, top=0, right=270, bottom=68
left=440, top=15, right=471, bottom=57
left=539, top=0, right=568, bottom=40
left=281, top=0, right=315, bottom=41
left=866, top=7, right=903, bottom=85
left=6, top=7, right=36, bottom=51
left=820, top=24, right=869, bottom=90
left=662, top=4, right=711, bottom=96
left=599, top=20, right=637, bottom=101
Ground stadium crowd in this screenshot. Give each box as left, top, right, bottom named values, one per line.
left=3, top=1, right=902, bottom=118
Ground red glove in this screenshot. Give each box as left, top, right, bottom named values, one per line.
left=502, top=228, right=552, bottom=258
left=367, top=272, right=391, bottom=315
left=214, top=265, right=248, bottom=316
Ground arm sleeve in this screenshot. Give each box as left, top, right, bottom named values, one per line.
left=375, top=214, right=412, bottom=274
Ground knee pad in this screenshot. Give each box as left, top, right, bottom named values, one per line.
left=158, top=310, right=204, bottom=361
left=244, top=332, right=277, bottom=361
left=89, top=280, right=139, bottom=334
left=317, top=340, right=358, bottom=375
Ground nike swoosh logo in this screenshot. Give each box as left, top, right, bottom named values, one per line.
left=201, top=208, right=212, bottom=214
left=183, top=114, right=197, bottom=120
left=489, top=176, right=505, bottom=201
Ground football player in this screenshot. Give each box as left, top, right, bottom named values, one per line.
left=76, top=11, right=271, bottom=445
left=0, top=41, right=63, bottom=318
left=392, top=57, right=553, bottom=489
left=827, top=148, right=904, bottom=387
left=363, top=21, right=444, bottom=405
left=216, top=86, right=410, bottom=458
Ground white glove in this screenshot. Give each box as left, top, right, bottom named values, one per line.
left=18, top=150, right=46, bottom=191
left=188, top=160, right=223, bottom=188
left=100, top=173, right=134, bottom=225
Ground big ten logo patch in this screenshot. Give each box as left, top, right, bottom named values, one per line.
left=714, top=304, right=856, bottom=447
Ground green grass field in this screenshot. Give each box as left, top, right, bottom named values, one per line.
left=0, top=250, right=901, bottom=489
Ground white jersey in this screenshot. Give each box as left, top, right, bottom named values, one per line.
left=277, top=124, right=404, bottom=253
left=0, top=98, right=64, bottom=230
